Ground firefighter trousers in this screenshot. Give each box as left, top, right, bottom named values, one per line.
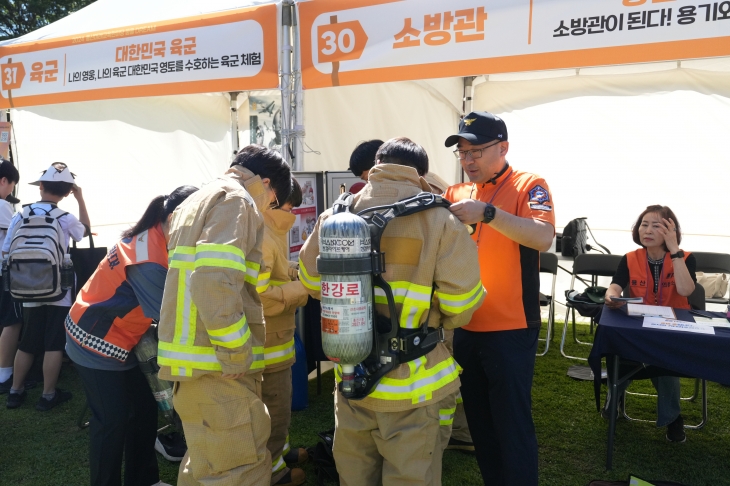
left=174, top=373, right=271, bottom=486
left=451, top=397, right=472, bottom=443
left=333, top=390, right=456, bottom=486
left=262, top=366, right=293, bottom=485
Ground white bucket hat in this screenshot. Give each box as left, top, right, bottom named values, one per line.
left=30, top=162, right=76, bottom=186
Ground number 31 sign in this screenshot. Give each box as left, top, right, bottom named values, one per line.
left=1, top=61, right=25, bottom=91
left=317, top=20, right=368, bottom=64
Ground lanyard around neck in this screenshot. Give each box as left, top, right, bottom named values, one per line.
left=470, top=169, right=514, bottom=247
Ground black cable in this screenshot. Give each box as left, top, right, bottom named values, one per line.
left=586, top=224, right=611, bottom=254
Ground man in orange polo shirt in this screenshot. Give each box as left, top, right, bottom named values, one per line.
left=444, top=112, right=555, bottom=486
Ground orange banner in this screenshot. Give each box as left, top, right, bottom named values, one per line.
left=0, top=4, right=278, bottom=108
left=300, top=0, right=730, bottom=89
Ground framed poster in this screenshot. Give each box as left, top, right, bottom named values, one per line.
left=290, top=171, right=324, bottom=262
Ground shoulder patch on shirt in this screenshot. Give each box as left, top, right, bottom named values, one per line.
left=528, top=185, right=549, bottom=204
left=528, top=185, right=552, bottom=211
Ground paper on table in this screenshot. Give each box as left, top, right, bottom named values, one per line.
left=693, top=316, right=730, bottom=328
left=643, top=316, right=715, bottom=335
left=627, top=304, right=675, bottom=319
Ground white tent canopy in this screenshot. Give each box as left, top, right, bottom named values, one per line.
left=0, top=0, right=281, bottom=244
left=2, top=1, right=729, bottom=318
left=2, top=0, right=278, bottom=45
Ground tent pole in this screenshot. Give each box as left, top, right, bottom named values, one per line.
left=463, top=76, right=474, bottom=114
left=281, top=1, right=294, bottom=166
left=229, top=92, right=239, bottom=156
left=458, top=76, right=475, bottom=183
left=292, top=5, right=304, bottom=172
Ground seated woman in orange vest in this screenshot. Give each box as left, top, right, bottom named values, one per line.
left=604, top=204, right=696, bottom=443
left=65, top=185, right=198, bottom=486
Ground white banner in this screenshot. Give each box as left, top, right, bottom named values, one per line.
left=300, top=0, right=730, bottom=88
left=0, top=5, right=278, bottom=108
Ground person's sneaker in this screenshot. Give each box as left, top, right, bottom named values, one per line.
left=283, top=447, right=309, bottom=466
left=155, top=432, right=187, bottom=462
left=446, top=438, right=476, bottom=452
left=35, top=388, right=72, bottom=411
left=6, top=390, right=26, bottom=409
left=666, top=415, right=686, bottom=443
left=273, top=468, right=305, bottom=486
left=1, top=376, right=39, bottom=394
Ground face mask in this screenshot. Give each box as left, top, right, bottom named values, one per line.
left=243, top=175, right=270, bottom=212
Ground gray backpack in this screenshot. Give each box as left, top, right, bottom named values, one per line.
left=7, top=204, right=68, bottom=302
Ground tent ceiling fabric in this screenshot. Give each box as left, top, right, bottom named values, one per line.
left=475, top=60, right=730, bottom=113
left=302, top=80, right=462, bottom=184
left=12, top=93, right=233, bottom=247
left=0, top=0, right=279, bottom=45
left=473, top=66, right=730, bottom=243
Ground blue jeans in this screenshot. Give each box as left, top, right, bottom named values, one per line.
left=618, top=375, right=681, bottom=427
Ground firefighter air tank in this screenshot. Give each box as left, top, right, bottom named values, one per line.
left=319, top=211, right=373, bottom=393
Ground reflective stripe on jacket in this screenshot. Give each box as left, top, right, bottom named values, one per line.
left=68, top=224, right=169, bottom=361
left=157, top=167, right=268, bottom=381
left=257, top=209, right=308, bottom=373
left=298, top=164, right=485, bottom=412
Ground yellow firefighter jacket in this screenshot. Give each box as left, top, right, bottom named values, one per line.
left=298, top=164, right=486, bottom=412
left=257, top=209, right=309, bottom=373
left=158, top=167, right=269, bottom=381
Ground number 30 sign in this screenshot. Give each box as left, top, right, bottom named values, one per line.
left=317, top=21, right=368, bottom=64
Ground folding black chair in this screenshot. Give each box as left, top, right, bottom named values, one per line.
left=560, top=254, right=623, bottom=361
left=537, top=252, right=558, bottom=356
left=692, top=251, right=730, bottom=306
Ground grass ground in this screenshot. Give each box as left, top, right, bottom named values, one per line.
left=1, top=322, right=729, bottom=485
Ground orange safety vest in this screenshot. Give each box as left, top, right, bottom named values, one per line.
left=626, top=248, right=691, bottom=310
left=66, top=224, right=169, bottom=361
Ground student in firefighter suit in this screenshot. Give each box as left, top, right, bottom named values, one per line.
left=299, top=137, right=486, bottom=486
left=157, top=145, right=292, bottom=486
left=348, top=139, right=473, bottom=451
left=66, top=185, right=198, bottom=486
left=256, top=178, right=309, bottom=486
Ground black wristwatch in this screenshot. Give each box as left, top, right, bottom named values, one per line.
left=670, top=250, right=684, bottom=260
left=482, top=203, right=496, bottom=224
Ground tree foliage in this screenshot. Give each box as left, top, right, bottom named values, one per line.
left=0, top=0, right=96, bottom=40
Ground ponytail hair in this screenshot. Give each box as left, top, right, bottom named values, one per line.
left=121, top=185, right=198, bottom=239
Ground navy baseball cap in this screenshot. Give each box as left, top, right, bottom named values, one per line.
left=444, top=111, right=508, bottom=147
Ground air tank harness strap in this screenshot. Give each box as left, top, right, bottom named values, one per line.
left=322, top=191, right=451, bottom=356
left=318, top=191, right=453, bottom=399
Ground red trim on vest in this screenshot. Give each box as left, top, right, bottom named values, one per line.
left=626, top=248, right=691, bottom=310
